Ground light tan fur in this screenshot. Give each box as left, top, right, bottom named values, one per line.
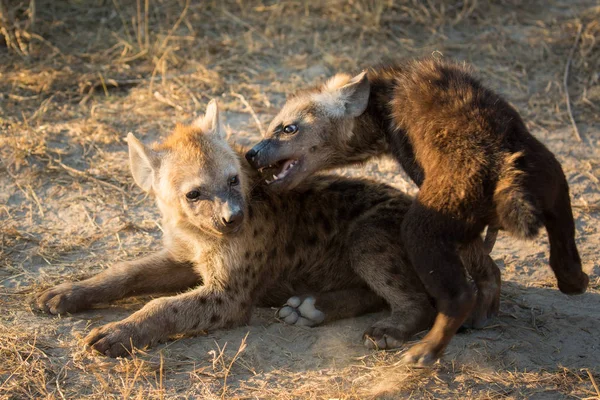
left=34, top=100, right=438, bottom=357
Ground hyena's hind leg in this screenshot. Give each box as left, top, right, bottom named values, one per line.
left=276, top=288, right=386, bottom=327
left=542, top=177, right=589, bottom=294
left=459, top=237, right=501, bottom=329
left=349, top=212, right=436, bottom=350
left=34, top=250, right=201, bottom=315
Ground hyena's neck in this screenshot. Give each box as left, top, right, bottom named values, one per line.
left=348, top=67, right=424, bottom=185
left=342, top=72, right=398, bottom=165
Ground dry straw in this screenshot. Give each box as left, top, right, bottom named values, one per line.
left=1, top=0, right=599, bottom=398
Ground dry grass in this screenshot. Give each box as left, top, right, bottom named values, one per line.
left=1, top=0, right=600, bottom=398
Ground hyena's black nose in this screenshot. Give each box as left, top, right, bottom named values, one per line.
left=245, top=147, right=258, bottom=161
left=245, top=140, right=271, bottom=168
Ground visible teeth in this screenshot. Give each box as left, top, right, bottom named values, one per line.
left=264, top=160, right=299, bottom=185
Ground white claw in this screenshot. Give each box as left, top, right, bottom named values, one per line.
left=298, top=297, right=325, bottom=324
left=286, top=296, right=301, bottom=308
left=283, top=311, right=299, bottom=324
left=278, top=306, right=294, bottom=319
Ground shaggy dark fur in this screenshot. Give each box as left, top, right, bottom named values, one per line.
left=245, top=58, right=589, bottom=365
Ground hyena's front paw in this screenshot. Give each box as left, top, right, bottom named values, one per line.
left=363, top=317, right=411, bottom=350
left=34, top=283, right=89, bottom=315
left=277, top=296, right=325, bottom=327
left=400, top=340, right=441, bottom=367
left=85, top=320, right=160, bottom=358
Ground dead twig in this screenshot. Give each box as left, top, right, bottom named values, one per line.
left=231, top=92, right=265, bottom=136
left=586, top=369, right=600, bottom=399
left=54, top=159, right=129, bottom=196
left=221, top=332, right=249, bottom=399
left=563, top=23, right=584, bottom=142
left=154, top=91, right=184, bottom=111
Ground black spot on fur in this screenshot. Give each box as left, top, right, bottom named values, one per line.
left=210, top=314, right=220, bottom=323
left=327, top=180, right=368, bottom=194
left=374, top=244, right=387, bottom=254
left=268, top=248, right=277, bottom=260
left=200, top=297, right=207, bottom=305
left=386, top=279, right=393, bottom=286
left=244, top=250, right=251, bottom=260
left=299, top=188, right=314, bottom=204
left=307, top=235, right=318, bottom=247
left=285, top=243, right=295, bottom=258
left=247, top=205, right=254, bottom=220
left=254, top=250, right=264, bottom=260
left=349, top=203, right=367, bottom=219
left=316, top=210, right=331, bottom=234
left=215, top=297, right=223, bottom=305
left=172, top=307, right=178, bottom=314
left=322, top=217, right=332, bottom=235
left=243, top=277, right=250, bottom=288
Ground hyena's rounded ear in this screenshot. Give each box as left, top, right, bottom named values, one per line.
left=315, top=71, right=370, bottom=118
left=195, top=99, right=225, bottom=139
left=126, top=132, right=161, bottom=193
left=339, top=71, right=370, bottom=117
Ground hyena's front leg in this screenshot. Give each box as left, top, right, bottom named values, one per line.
left=34, top=250, right=200, bottom=315
left=277, top=288, right=386, bottom=326
left=85, top=285, right=253, bottom=357
left=349, top=213, right=436, bottom=350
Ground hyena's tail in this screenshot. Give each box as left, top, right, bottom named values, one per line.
left=493, top=152, right=544, bottom=240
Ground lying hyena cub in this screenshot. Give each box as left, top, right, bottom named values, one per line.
left=34, top=100, right=438, bottom=357
left=245, top=58, right=589, bottom=365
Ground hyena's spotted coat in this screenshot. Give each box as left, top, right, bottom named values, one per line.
left=34, top=100, right=437, bottom=357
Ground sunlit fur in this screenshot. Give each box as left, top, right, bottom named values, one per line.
left=246, top=57, right=588, bottom=365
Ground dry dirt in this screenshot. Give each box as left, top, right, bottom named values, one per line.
left=1, top=1, right=599, bottom=399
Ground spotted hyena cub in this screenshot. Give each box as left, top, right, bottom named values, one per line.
left=34, top=100, right=445, bottom=357
left=246, top=57, right=589, bottom=365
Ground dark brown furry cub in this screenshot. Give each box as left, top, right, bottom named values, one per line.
left=245, top=58, right=589, bottom=366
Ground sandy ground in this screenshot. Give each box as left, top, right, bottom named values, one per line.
left=1, top=0, right=599, bottom=398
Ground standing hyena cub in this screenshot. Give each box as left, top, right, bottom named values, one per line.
left=245, top=57, right=589, bottom=365
left=35, top=100, right=441, bottom=357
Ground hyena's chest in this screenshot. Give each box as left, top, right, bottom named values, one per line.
left=268, top=229, right=363, bottom=292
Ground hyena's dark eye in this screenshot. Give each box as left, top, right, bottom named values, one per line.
left=186, top=190, right=201, bottom=201
left=228, top=175, right=239, bottom=186
left=283, top=124, right=298, bottom=134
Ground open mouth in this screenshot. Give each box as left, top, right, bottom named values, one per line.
left=260, top=158, right=301, bottom=185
